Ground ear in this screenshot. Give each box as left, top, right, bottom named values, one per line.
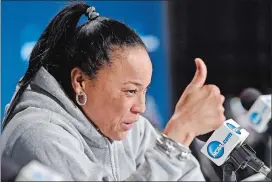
left=71, top=67, right=88, bottom=95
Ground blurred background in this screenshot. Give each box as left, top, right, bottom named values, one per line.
left=1, top=0, right=271, bottom=181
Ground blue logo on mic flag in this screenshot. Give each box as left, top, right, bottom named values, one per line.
left=226, top=123, right=242, bottom=134
left=207, top=141, right=225, bottom=159
left=207, top=132, right=233, bottom=159
left=250, top=112, right=262, bottom=125
left=250, top=104, right=269, bottom=125
left=207, top=123, right=242, bottom=159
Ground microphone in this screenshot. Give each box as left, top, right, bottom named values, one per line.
left=240, top=88, right=271, bottom=134
left=197, top=88, right=271, bottom=143
left=1, top=155, right=64, bottom=181
left=240, top=88, right=262, bottom=110
left=200, top=119, right=271, bottom=181
left=201, top=119, right=249, bottom=166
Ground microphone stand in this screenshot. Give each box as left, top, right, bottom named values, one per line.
left=222, top=143, right=272, bottom=182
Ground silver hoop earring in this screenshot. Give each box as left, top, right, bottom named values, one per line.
left=76, top=92, right=87, bottom=106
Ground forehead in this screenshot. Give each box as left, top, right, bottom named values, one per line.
left=101, top=47, right=152, bottom=80
left=111, top=47, right=152, bottom=72
left=92, top=46, right=153, bottom=87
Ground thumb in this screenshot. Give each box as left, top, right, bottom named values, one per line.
left=188, top=58, right=207, bottom=88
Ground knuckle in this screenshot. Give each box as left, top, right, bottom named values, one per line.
left=207, top=85, right=220, bottom=95
left=219, top=105, right=225, bottom=113
left=211, top=112, right=226, bottom=129
left=214, top=119, right=223, bottom=129
left=218, top=105, right=225, bottom=113
left=220, top=95, right=225, bottom=103
left=221, top=106, right=225, bottom=112
left=220, top=115, right=226, bottom=122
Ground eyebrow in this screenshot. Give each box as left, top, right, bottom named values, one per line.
left=123, top=81, right=143, bottom=87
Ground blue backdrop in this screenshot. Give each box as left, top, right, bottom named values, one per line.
left=1, top=1, right=171, bottom=130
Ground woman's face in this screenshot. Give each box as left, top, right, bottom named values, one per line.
left=77, top=47, right=152, bottom=140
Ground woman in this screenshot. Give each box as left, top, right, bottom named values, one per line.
left=1, top=2, right=225, bottom=181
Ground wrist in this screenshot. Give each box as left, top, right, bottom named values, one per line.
left=156, top=133, right=192, bottom=160
left=163, top=118, right=196, bottom=147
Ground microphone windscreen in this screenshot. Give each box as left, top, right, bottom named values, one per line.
left=240, top=88, right=261, bottom=110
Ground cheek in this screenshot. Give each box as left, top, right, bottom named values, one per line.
left=86, top=89, right=134, bottom=127
left=111, top=95, right=132, bottom=116
left=110, top=98, right=138, bottom=130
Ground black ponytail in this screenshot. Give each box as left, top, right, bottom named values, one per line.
left=2, top=2, right=90, bottom=129
left=2, top=1, right=146, bottom=130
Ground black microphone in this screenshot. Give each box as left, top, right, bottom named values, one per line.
left=197, top=88, right=271, bottom=142
left=240, top=88, right=262, bottom=111
left=240, top=88, right=271, bottom=135
left=200, top=119, right=272, bottom=181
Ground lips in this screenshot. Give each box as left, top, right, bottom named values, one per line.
left=122, top=120, right=137, bottom=131
left=122, top=123, right=134, bottom=131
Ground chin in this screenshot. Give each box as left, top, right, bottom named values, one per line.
left=111, top=131, right=129, bottom=141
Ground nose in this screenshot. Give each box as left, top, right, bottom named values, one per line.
left=131, top=94, right=146, bottom=114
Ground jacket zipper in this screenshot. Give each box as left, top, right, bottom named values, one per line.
left=105, top=138, right=118, bottom=181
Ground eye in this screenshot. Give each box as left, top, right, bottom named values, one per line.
left=125, top=89, right=137, bottom=97
left=127, top=89, right=137, bottom=94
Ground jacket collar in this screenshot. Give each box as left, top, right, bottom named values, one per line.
left=31, top=67, right=109, bottom=148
